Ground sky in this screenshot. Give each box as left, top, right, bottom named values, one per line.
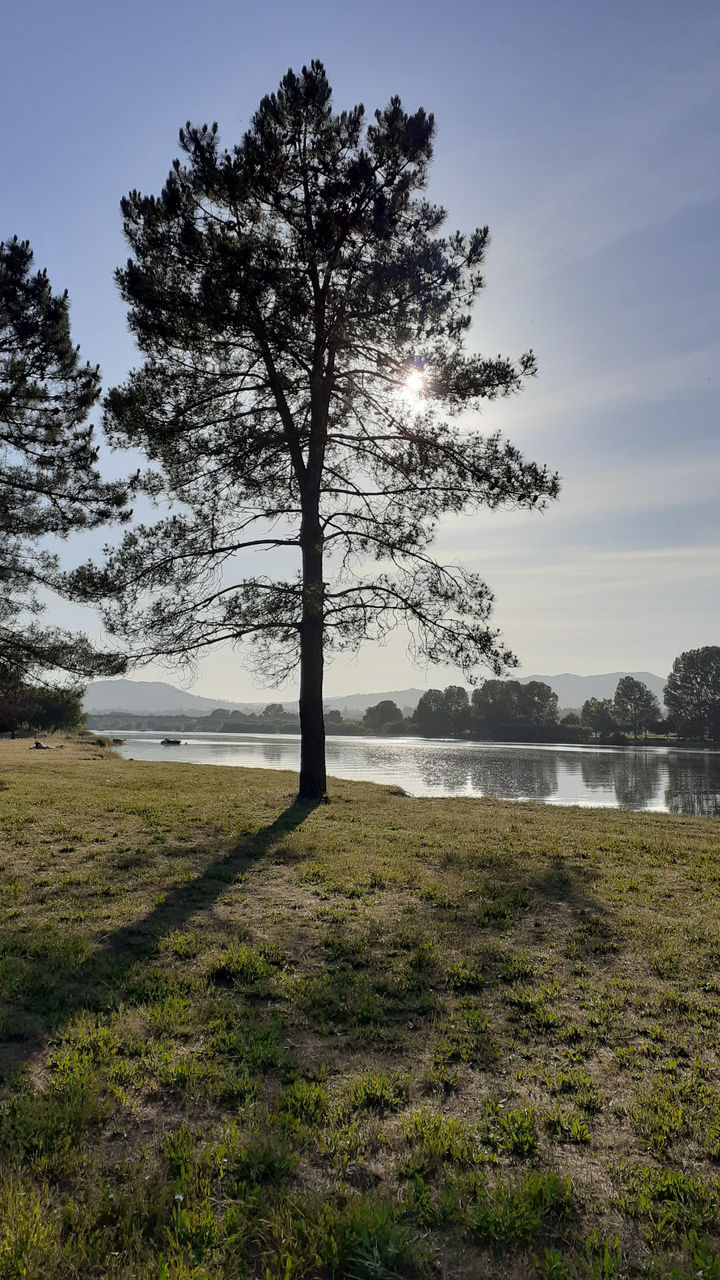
left=3, top=0, right=719, bottom=701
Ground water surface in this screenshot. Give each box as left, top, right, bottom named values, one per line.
left=110, top=732, right=720, bottom=816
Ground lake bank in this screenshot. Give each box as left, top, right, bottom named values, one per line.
left=1, top=739, right=719, bottom=1276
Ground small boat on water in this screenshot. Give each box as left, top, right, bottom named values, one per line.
left=160, top=737, right=182, bottom=746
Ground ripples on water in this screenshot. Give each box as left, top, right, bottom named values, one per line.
left=111, top=733, right=720, bottom=816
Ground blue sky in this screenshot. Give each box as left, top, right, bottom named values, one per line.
left=3, top=0, right=718, bottom=699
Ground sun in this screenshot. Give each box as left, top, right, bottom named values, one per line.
left=404, top=367, right=425, bottom=396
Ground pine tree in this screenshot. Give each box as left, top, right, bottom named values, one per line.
left=0, top=237, right=129, bottom=680
left=73, top=62, right=559, bottom=798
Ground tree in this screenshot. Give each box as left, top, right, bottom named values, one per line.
left=0, top=662, right=31, bottom=738
left=29, top=685, right=86, bottom=734
left=517, top=680, right=558, bottom=726
left=412, top=689, right=449, bottom=736
left=581, top=697, right=617, bottom=740
left=0, top=664, right=86, bottom=737
left=471, top=679, right=521, bottom=733
left=613, top=676, right=659, bottom=740
left=74, top=62, right=558, bottom=799
left=0, top=237, right=128, bottom=680
left=263, top=702, right=285, bottom=719
left=363, top=699, right=404, bottom=733
left=470, top=678, right=556, bottom=737
left=664, top=647, right=720, bottom=741
left=443, top=685, right=470, bottom=733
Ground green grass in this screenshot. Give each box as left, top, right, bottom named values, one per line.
left=1, top=737, right=720, bottom=1276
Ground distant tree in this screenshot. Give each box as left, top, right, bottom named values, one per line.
left=664, top=647, right=720, bottom=741
left=471, top=680, right=521, bottom=732
left=613, top=676, right=660, bottom=740
left=412, top=689, right=448, bottom=736
left=561, top=712, right=582, bottom=727
left=648, top=715, right=669, bottom=737
left=0, top=237, right=128, bottom=680
left=363, top=699, right=404, bottom=734
left=442, top=685, right=470, bottom=734
left=581, top=697, right=618, bottom=739
left=470, top=678, right=557, bottom=737
left=325, top=708, right=343, bottom=724
left=263, top=702, right=285, bottom=719
left=71, top=62, right=558, bottom=798
left=517, top=680, right=558, bottom=726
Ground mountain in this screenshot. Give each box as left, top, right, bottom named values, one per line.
left=518, top=671, right=667, bottom=708
left=83, top=679, right=425, bottom=717
left=83, top=680, right=252, bottom=716
left=85, top=674, right=668, bottom=719
left=323, top=689, right=424, bottom=715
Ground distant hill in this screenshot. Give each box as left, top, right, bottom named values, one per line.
left=83, top=680, right=251, bottom=716
left=85, top=674, right=668, bottom=720
left=518, top=671, right=667, bottom=708
left=84, top=679, right=425, bottom=718
left=323, top=689, right=424, bottom=715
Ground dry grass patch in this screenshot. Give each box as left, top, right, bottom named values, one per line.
left=0, top=738, right=719, bottom=1276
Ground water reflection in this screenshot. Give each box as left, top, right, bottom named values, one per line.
left=612, top=754, right=663, bottom=809
left=112, top=733, right=720, bottom=815
left=466, top=750, right=558, bottom=800
left=665, top=756, right=720, bottom=817
left=578, top=750, right=664, bottom=809
left=579, top=752, right=616, bottom=791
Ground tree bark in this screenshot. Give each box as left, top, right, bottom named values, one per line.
left=298, top=506, right=326, bottom=799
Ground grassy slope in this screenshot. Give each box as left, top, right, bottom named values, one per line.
left=1, top=739, right=720, bottom=1278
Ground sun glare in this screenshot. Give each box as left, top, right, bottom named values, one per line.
left=405, top=368, right=425, bottom=396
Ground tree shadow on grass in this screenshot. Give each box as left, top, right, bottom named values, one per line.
left=529, top=856, right=599, bottom=909
left=0, top=798, right=320, bottom=1079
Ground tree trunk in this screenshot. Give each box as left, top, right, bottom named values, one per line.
left=298, top=508, right=326, bottom=799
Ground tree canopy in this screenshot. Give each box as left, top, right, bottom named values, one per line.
left=73, top=62, right=559, bottom=797
left=412, top=679, right=558, bottom=739
left=580, top=697, right=618, bottom=739
left=471, top=679, right=558, bottom=736
left=613, top=676, right=659, bottom=740
left=664, top=647, right=720, bottom=741
left=0, top=237, right=128, bottom=681
left=363, top=699, right=404, bottom=733
left=0, top=664, right=86, bottom=738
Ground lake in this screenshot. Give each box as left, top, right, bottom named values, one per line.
left=109, top=732, right=720, bottom=816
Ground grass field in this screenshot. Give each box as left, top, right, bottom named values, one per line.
left=1, top=737, right=720, bottom=1278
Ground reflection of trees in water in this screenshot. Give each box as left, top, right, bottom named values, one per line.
left=579, top=752, right=616, bottom=791
left=665, top=755, right=720, bottom=817
left=578, top=750, right=663, bottom=809
left=613, top=754, right=662, bottom=809
left=467, top=751, right=558, bottom=800
left=415, top=747, right=560, bottom=799
left=262, top=743, right=285, bottom=764
left=415, top=749, right=473, bottom=794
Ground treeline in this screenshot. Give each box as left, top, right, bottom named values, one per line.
left=360, top=675, right=666, bottom=743
left=72, top=647, right=720, bottom=748
left=90, top=704, right=302, bottom=734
